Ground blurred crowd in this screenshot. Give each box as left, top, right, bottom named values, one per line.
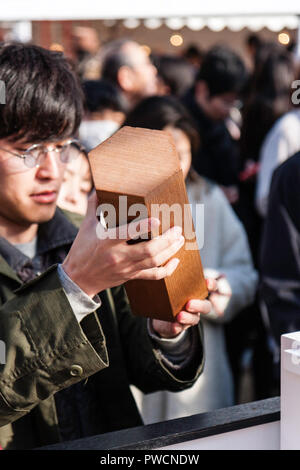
left=58, top=27, right=300, bottom=420
left=3, top=26, right=300, bottom=424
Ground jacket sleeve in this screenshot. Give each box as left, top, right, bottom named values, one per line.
left=108, top=284, right=205, bottom=394
left=0, top=265, right=109, bottom=427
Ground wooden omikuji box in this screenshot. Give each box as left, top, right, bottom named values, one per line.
left=88, top=126, right=208, bottom=322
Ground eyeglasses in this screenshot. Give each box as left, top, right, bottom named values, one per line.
left=0, top=139, right=87, bottom=169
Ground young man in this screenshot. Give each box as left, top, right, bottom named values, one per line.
left=0, top=43, right=212, bottom=449
left=183, top=45, right=246, bottom=202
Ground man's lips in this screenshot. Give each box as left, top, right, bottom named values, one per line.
left=30, top=191, right=58, bottom=204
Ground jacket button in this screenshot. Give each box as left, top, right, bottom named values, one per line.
left=70, top=364, right=83, bottom=377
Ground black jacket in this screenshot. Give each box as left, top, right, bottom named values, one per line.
left=259, top=152, right=300, bottom=345
left=183, top=89, right=240, bottom=187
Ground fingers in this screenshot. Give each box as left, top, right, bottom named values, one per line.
left=131, top=237, right=185, bottom=272
left=100, top=219, right=183, bottom=252
left=95, top=216, right=161, bottom=243
left=116, top=217, right=161, bottom=242
left=129, top=226, right=183, bottom=260
left=206, top=278, right=218, bottom=292
left=185, top=299, right=212, bottom=315
left=174, top=299, right=213, bottom=330
left=133, top=257, right=180, bottom=281
left=175, top=311, right=201, bottom=326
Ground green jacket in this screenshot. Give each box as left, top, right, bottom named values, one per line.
left=0, top=209, right=204, bottom=449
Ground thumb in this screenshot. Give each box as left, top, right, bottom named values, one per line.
left=83, top=189, right=99, bottom=225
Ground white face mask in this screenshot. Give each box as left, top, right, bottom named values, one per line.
left=79, top=120, right=119, bottom=151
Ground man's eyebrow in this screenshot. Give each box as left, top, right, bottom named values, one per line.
left=15, top=145, right=29, bottom=151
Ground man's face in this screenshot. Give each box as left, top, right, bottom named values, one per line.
left=121, top=42, right=158, bottom=100
left=0, top=139, right=66, bottom=228
left=206, top=92, right=238, bottom=121
left=195, top=81, right=238, bottom=121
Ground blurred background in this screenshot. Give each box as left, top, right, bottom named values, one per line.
left=1, top=2, right=300, bottom=71
left=2, top=0, right=300, bottom=415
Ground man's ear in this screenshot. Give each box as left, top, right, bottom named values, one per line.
left=117, top=65, right=135, bottom=92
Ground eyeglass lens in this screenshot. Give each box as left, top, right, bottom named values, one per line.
left=24, top=142, right=82, bottom=168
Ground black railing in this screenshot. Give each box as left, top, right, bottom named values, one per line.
left=39, top=397, right=280, bottom=450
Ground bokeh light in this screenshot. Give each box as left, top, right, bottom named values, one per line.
left=141, top=45, right=151, bottom=56
left=170, top=34, right=183, bottom=47
left=278, top=32, right=290, bottom=45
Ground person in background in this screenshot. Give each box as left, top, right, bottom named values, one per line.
left=183, top=45, right=247, bottom=205
left=59, top=79, right=126, bottom=216
left=71, top=26, right=101, bottom=80
left=227, top=42, right=296, bottom=404
left=79, top=79, right=127, bottom=151
left=154, top=55, right=196, bottom=98
left=57, top=151, right=93, bottom=216
left=238, top=43, right=295, bottom=254
left=256, top=105, right=300, bottom=218
left=124, top=96, right=258, bottom=421
left=259, top=151, right=300, bottom=394
left=182, top=44, right=204, bottom=71
left=245, top=34, right=263, bottom=69
left=100, top=39, right=158, bottom=110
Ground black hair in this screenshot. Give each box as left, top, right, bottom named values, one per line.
left=183, top=44, right=204, bottom=61
left=82, top=79, right=128, bottom=114
left=101, top=39, right=133, bottom=87
left=123, top=95, right=199, bottom=152
left=246, top=34, right=262, bottom=50
left=240, top=43, right=296, bottom=161
left=0, top=42, right=83, bottom=143
left=154, top=55, right=196, bottom=97
left=196, top=45, right=246, bottom=96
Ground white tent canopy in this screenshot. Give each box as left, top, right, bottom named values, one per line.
left=1, top=0, right=300, bottom=22
left=2, top=1, right=300, bottom=45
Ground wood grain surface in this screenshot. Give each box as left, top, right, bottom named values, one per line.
left=89, top=126, right=208, bottom=321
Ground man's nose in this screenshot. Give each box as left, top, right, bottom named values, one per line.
left=36, top=151, right=62, bottom=179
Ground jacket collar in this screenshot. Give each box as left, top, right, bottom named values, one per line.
left=0, top=207, right=78, bottom=283
left=37, top=207, right=78, bottom=255
left=0, top=253, right=22, bottom=284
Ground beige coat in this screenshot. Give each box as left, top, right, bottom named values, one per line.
left=131, top=175, right=258, bottom=423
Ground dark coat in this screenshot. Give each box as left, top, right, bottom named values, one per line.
left=259, top=151, right=300, bottom=345
left=0, top=208, right=204, bottom=449
left=183, top=89, right=240, bottom=187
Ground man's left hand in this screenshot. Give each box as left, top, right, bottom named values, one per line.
left=152, top=278, right=216, bottom=338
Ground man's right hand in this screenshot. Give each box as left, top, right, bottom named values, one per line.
left=62, top=192, right=185, bottom=298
